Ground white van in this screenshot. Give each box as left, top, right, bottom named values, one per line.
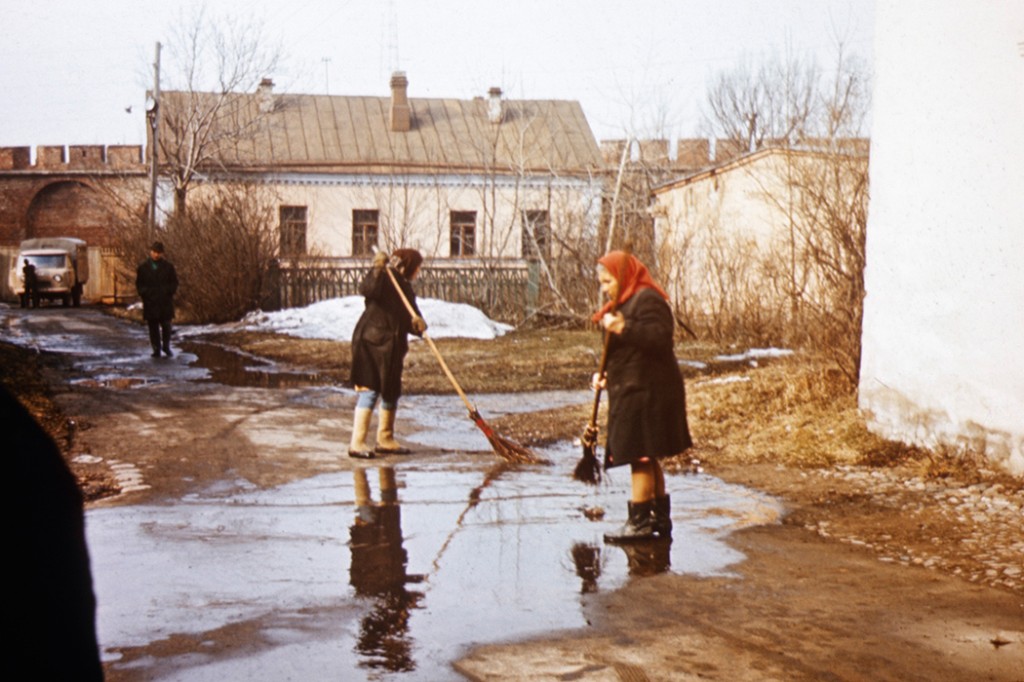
left=9, top=238, right=89, bottom=307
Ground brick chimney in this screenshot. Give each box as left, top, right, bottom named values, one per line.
left=487, top=86, right=503, bottom=124
left=390, top=71, right=411, bottom=132
left=257, top=78, right=275, bottom=113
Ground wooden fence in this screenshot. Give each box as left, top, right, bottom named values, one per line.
left=267, top=258, right=536, bottom=323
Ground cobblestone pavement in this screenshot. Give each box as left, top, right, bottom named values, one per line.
left=800, top=465, right=1023, bottom=595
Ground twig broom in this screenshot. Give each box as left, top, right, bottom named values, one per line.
left=574, top=303, right=615, bottom=485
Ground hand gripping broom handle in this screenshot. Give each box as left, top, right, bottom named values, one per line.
left=383, top=265, right=477, bottom=415
left=586, top=300, right=618, bottom=432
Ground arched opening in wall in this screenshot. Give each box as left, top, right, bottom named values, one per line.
left=26, top=181, right=118, bottom=246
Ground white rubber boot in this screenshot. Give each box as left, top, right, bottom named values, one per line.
left=348, top=407, right=375, bottom=459
left=375, top=409, right=411, bottom=455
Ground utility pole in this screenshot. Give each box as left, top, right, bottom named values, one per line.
left=147, top=41, right=161, bottom=237
left=604, top=137, right=631, bottom=254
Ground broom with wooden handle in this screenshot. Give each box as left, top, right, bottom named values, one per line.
left=575, top=299, right=617, bottom=485
left=382, top=264, right=542, bottom=464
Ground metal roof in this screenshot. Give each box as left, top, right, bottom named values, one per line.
left=160, top=89, right=604, bottom=176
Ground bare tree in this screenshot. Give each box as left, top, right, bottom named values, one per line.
left=156, top=5, right=282, bottom=217
left=701, top=53, right=820, bottom=154
left=659, top=42, right=870, bottom=379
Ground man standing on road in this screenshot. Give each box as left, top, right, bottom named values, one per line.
left=22, top=258, right=38, bottom=308
left=135, top=241, right=178, bottom=358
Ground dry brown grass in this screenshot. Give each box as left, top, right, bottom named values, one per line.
left=686, top=358, right=868, bottom=467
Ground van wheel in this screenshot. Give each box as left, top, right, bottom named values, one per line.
left=72, top=287, right=82, bottom=307
left=63, top=294, right=71, bottom=307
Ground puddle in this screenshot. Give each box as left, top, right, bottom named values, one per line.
left=182, top=341, right=330, bottom=388
left=71, top=377, right=156, bottom=389
left=89, top=444, right=781, bottom=681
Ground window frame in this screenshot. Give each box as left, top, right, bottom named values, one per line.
left=279, top=205, right=308, bottom=256
left=352, top=209, right=380, bottom=256
left=449, top=210, right=477, bottom=257
left=521, top=209, right=551, bottom=261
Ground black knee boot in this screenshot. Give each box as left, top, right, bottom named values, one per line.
left=603, top=500, right=656, bottom=544
left=652, top=494, right=672, bottom=538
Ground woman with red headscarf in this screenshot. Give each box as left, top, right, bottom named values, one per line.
left=592, top=250, right=692, bottom=542
left=348, top=249, right=428, bottom=458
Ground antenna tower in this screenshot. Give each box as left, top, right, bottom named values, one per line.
left=387, top=0, right=400, bottom=73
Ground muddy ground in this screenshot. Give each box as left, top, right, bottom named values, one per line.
left=3, top=321, right=1022, bottom=680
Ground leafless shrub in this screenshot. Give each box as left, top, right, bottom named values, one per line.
left=108, top=183, right=281, bottom=324
left=164, top=184, right=281, bottom=323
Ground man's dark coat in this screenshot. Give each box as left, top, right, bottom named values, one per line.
left=135, top=257, right=178, bottom=321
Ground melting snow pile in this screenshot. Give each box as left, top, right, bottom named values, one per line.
left=236, top=296, right=512, bottom=342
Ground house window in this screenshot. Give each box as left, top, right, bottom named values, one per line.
left=521, top=209, right=550, bottom=260
left=352, top=209, right=379, bottom=256
left=450, top=211, right=476, bottom=257
left=280, top=206, right=307, bottom=255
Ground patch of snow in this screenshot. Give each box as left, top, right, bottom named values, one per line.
left=715, top=348, right=794, bottom=362
left=696, top=375, right=752, bottom=387
left=196, top=296, right=512, bottom=342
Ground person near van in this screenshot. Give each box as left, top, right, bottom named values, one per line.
left=348, top=249, right=428, bottom=458
left=591, top=250, right=692, bottom=543
left=135, top=241, right=179, bottom=358
left=22, top=259, right=38, bottom=308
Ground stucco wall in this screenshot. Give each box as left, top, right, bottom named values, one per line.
left=859, top=1, right=1024, bottom=474
left=197, top=175, right=603, bottom=260
left=653, top=151, right=808, bottom=317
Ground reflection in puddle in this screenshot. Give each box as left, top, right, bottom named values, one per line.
left=71, top=377, right=155, bottom=389
left=183, top=341, right=328, bottom=388
left=349, top=467, right=425, bottom=673
left=90, top=447, right=781, bottom=681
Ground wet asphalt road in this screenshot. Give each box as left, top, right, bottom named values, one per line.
left=1, top=304, right=781, bottom=681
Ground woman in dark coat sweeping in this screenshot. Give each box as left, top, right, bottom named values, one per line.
left=348, top=249, right=427, bottom=458
left=592, top=250, right=692, bottom=543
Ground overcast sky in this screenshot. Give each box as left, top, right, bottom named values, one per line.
left=0, top=0, right=874, bottom=149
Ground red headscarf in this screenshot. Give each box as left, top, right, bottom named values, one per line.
left=592, top=251, right=669, bottom=322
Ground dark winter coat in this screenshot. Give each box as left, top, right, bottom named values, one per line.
left=136, top=257, right=178, bottom=322
left=349, top=266, right=423, bottom=403
left=6, top=386, right=104, bottom=681
left=604, top=288, right=692, bottom=468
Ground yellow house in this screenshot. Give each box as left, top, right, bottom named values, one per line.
left=650, top=144, right=868, bottom=343
left=158, top=73, right=605, bottom=265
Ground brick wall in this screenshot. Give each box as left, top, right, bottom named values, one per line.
left=600, top=138, right=715, bottom=172
left=0, top=145, right=147, bottom=247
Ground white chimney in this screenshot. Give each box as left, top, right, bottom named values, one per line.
left=257, top=78, right=275, bottom=113
left=487, top=86, right=503, bottom=124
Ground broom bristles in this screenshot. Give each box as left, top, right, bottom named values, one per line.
left=488, top=432, right=544, bottom=464
left=573, top=447, right=602, bottom=485
left=471, top=410, right=544, bottom=464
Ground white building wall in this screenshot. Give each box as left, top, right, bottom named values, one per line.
left=653, top=153, right=795, bottom=313
left=261, top=174, right=601, bottom=260
left=859, top=1, right=1024, bottom=474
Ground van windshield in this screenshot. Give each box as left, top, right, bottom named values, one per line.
left=25, top=254, right=68, bottom=269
